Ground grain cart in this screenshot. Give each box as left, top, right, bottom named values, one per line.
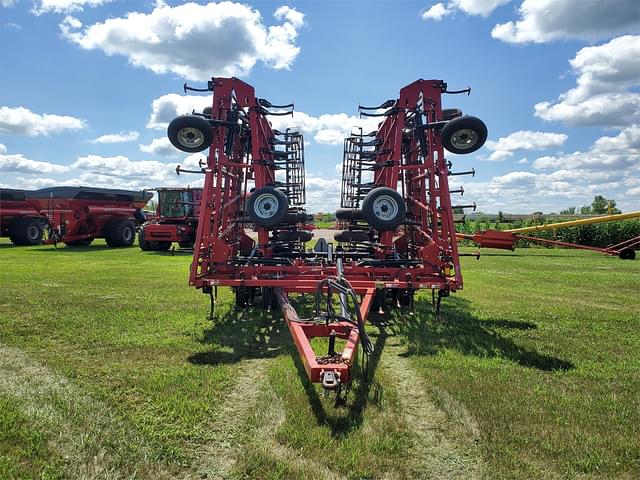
left=26, top=186, right=152, bottom=247
left=168, top=77, right=485, bottom=403
left=0, top=188, right=46, bottom=245
left=139, top=187, right=203, bottom=251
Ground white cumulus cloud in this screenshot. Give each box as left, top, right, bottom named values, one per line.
left=269, top=112, right=380, bottom=145
left=534, top=35, right=640, bottom=127
left=139, top=137, right=179, bottom=157
left=422, top=0, right=510, bottom=21
left=0, top=106, right=85, bottom=136
left=71, top=154, right=178, bottom=182
left=60, top=2, right=304, bottom=80
left=421, top=3, right=451, bottom=21
left=147, top=94, right=211, bottom=130
left=533, top=124, right=640, bottom=171
left=33, top=0, right=110, bottom=15
left=90, top=130, right=139, bottom=144
left=485, top=130, right=568, bottom=161
left=492, top=0, right=640, bottom=44
left=0, top=146, right=70, bottom=174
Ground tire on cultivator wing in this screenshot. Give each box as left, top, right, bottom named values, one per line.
left=9, top=218, right=43, bottom=246
left=104, top=219, right=136, bottom=247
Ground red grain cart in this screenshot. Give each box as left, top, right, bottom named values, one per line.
left=26, top=186, right=152, bottom=247
left=0, top=188, right=47, bottom=245
left=139, top=187, right=203, bottom=251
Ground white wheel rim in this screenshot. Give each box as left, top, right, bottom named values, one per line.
left=254, top=193, right=279, bottom=219
left=450, top=128, right=478, bottom=150
left=27, top=225, right=39, bottom=240
left=177, top=127, right=205, bottom=148
left=124, top=227, right=133, bottom=242
left=372, top=195, right=398, bottom=221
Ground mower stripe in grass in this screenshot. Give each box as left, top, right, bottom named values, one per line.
left=0, top=344, right=173, bottom=479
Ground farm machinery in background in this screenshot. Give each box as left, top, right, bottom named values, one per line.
left=0, top=186, right=151, bottom=247
left=168, top=77, right=486, bottom=402
left=139, top=187, right=203, bottom=251
left=0, top=188, right=47, bottom=245
left=460, top=211, right=640, bottom=260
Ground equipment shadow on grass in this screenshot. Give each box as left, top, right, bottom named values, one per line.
left=32, top=245, right=123, bottom=253
left=189, top=307, right=287, bottom=365
left=290, top=327, right=388, bottom=438
left=387, top=296, right=574, bottom=372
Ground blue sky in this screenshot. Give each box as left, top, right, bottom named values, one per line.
left=1, top=0, right=639, bottom=213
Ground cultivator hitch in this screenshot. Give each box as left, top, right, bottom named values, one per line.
left=174, top=77, right=487, bottom=404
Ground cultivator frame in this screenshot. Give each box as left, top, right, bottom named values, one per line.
left=171, top=77, right=485, bottom=399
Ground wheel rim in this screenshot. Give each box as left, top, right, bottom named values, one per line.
left=372, top=195, right=398, bottom=221
left=123, top=227, right=133, bottom=242
left=449, top=128, right=478, bottom=150
left=254, top=193, right=279, bottom=219
left=27, top=225, right=40, bottom=240
left=177, top=127, right=205, bottom=149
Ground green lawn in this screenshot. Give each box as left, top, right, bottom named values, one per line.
left=0, top=239, right=638, bottom=479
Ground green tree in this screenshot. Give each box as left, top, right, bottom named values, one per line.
left=497, top=211, right=505, bottom=223
left=591, top=195, right=609, bottom=214
left=580, top=205, right=592, bottom=214
left=560, top=206, right=576, bottom=215
left=590, top=195, right=621, bottom=214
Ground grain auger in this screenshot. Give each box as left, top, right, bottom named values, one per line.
left=168, top=77, right=487, bottom=405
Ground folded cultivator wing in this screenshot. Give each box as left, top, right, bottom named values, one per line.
left=169, top=77, right=486, bottom=404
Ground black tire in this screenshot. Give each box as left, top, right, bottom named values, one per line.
left=440, top=115, right=487, bottom=154
left=619, top=248, right=636, bottom=260
left=334, top=230, right=370, bottom=243
left=247, top=187, right=289, bottom=228
left=442, top=108, right=462, bottom=121
left=283, top=212, right=314, bottom=224
left=277, top=231, right=313, bottom=243
left=64, top=238, right=93, bottom=247
left=150, top=241, right=171, bottom=251
left=361, top=187, right=406, bottom=231
left=9, top=218, right=43, bottom=246
left=335, top=208, right=364, bottom=221
left=139, top=230, right=152, bottom=251
left=202, top=107, right=212, bottom=117
left=167, top=115, right=212, bottom=153
left=103, top=219, right=136, bottom=247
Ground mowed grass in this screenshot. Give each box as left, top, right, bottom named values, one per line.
left=0, top=238, right=638, bottom=479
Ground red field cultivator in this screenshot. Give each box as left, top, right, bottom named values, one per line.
left=139, top=187, right=203, bottom=251
left=169, top=77, right=486, bottom=402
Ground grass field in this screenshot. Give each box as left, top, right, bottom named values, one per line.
left=0, top=239, right=638, bottom=479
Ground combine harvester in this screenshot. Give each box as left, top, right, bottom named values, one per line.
left=461, top=212, right=640, bottom=260
left=139, top=187, right=203, bottom=251
left=168, top=77, right=486, bottom=402
left=1, top=186, right=151, bottom=247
